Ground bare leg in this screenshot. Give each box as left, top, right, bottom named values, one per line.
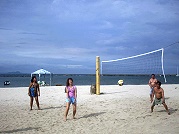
left=72, top=103, right=77, bottom=119
left=64, top=102, right=70, bottom=121
left=150, top=87, right=153, bottom=103
left=150, top=94, right=153, bottom=103
left=163, top=103, right=170, bottom=115
left=35, top=97, right=40, bottom=110
left=30, top=97, right=33, bottom=110
left=151, top=105, right=154, bottom=113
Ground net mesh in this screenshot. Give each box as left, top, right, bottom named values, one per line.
left=102, top=49, right=164, bottom=75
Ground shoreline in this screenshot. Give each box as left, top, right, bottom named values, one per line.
left=1, top=75, right=179, bottom=88
left=0, top=83, right=179, bottom=88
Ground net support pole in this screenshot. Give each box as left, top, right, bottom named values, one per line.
left=96, top=56, right=100, bottom=95
left=161, top=48, right=167, bottom=83
left=50, top=73, right=51, bottom=86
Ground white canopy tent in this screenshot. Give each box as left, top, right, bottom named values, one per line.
left=31, top=68, right=51, bottom=86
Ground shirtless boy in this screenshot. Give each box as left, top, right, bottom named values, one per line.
left=148, top=74, right=157, bottom=102
left=151, top=80, right=170, bottom=115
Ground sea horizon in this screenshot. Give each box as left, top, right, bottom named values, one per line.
left=0, top=74, right=178, bottom=88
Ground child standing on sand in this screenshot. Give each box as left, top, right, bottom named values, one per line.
left=64, top=78, right=77, bottom=121
left=28, top=76, right=40, bottom=110
left=148, top=74, right=157, bottom=102
left=151, top=80, right=170, bottom=115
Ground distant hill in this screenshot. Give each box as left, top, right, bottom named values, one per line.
left=7, top=71, right=22, bottom=74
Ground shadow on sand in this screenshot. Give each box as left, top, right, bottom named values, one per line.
left=0, top=127, right=40, bottom=133
left=100, top=91, right=128, bottom=95
left=41, top=106, right=63, bottom=110
left=158, top=108, right=178, bottom=115
left=165, top=97, right=170, bottom=100
left=79, top=112, right=106, bottom=119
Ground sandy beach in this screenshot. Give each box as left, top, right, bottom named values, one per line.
left=0, top=84, right=179, bottom=134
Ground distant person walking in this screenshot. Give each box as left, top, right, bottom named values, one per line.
left=64, top=78, right=77, bottom=121
left=148, top=74, right=157, bottom=102
left=151, top=80, right=170, bottom=115
left=28, top=76, right=40, bottom=110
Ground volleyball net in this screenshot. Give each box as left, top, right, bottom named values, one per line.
left=101, top=48, right=167, bottom=82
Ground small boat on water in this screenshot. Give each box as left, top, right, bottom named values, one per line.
left=4, top=81, right=10, bottom=85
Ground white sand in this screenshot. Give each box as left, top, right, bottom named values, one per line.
left=0, top=84, right=179, bottom=134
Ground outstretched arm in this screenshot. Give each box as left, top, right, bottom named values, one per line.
left=28, top=83, right=32, bottom=96
left=75, top=87, right=77, bottom=99
left=66, top=87, right=69, bottom=98
left=161, top=88, right=165, bottom=103
left=148, top=79, right=152, bottom=87
left=37, top=84, right=40, bottom=96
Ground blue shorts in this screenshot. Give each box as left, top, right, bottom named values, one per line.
left=66, top=97, right=76, bottom=104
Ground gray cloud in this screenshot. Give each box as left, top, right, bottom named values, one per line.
left=0, top=0, right=179, bottom=74
left=0, top=27, right=13, bottom=30
left=19, top=32, right=45, bottom=35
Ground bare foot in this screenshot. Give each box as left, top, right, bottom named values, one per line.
left=168, top=112, right=170, bottom=115
left=151, top=109, right=153, bottom=113
left=73, top=116, right=76, bottom=119
left=64, top=117, right=67, bottom=122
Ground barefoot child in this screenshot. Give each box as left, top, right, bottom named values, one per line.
left=148, top=74, right=157, bottom=102
left=64, top=78, right=77, bottom=121
left=28, top=76, right=40, bottom=110
left=151, top=80, right=170, bottom=115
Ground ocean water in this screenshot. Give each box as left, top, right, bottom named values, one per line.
left=0, top=74, right=179, bottom=88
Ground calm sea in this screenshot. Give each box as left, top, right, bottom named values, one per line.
left=0, top=74, right=179, bottom=88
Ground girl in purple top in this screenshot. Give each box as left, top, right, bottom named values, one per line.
left=64, top=78, right=77, bottom=121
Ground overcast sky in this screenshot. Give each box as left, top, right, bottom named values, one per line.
left=0, top=0, right=179, bottom=74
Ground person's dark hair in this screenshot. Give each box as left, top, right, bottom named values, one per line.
left=151, top=74, right=155, bottom=76
left=66, top=78, right=73, bottom=87
left=31, top=76, right=37, bottom=83
left=156, top=80, right=161, bottom=86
